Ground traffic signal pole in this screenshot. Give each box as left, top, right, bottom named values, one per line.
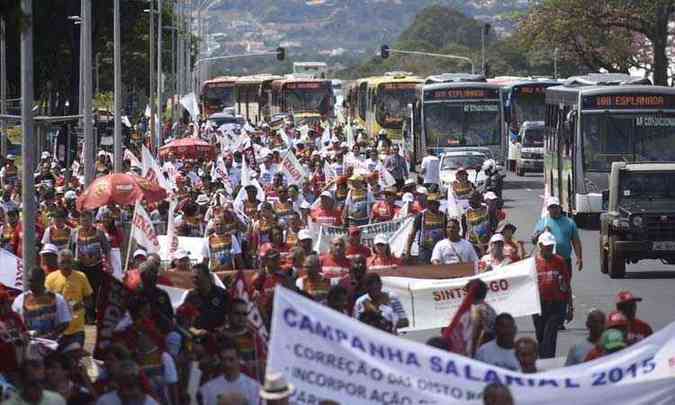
left=380, top=45, right=474, bottom=74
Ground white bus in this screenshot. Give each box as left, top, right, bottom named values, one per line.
left=292, top=62, right=328, bottom=79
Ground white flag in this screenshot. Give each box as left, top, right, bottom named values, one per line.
left=121, top=115, right=132, bottom=128
left=279, top=150, right=307, bottom=185
left=321, top=126, right=331, bottom=147
left=180, top=92, right=200, bottom=122
left=166, top=199, right=179, bottom=258
left=378, top=166, right=397, bottom=188
left=142, top=146, right=171, bottom=191
left=131, top=203, right=160, bottom=254
left=0, top=249, right=24, bottom=291
left=388, top=216, right=418, bottom=257
left=323, top=161, right=336, bottom=181
left=124, top=149, right=141, bottom=168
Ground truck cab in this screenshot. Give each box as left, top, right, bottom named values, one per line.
left=600, top=162, right=675, bottom=278
left=515, top=121, right=544, bottom=176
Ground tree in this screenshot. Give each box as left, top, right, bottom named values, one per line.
left=519, top=0, right=675, bottom=85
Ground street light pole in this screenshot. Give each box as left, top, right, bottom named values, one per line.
left=1, top=17, right=7, bottom=157
left=385, top=48, right=475, bottom=74
left=554, top=47, right=559, bottom=79
left=82, top=0, right=94, bottom=185
left=157, top=0, right=163, bottom=152
left=21, top=0, right=36, bottom=282
left=148, top=1, right=156, bottom=154
left=113, top=0, right=122, bottom=172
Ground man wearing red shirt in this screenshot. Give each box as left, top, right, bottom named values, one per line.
left=371, top=186, right=398, bottom=223
left=310, top=191, right=342, bottom=226
left=615, top=291, right=653, bottom=344
left=532, top=232, right=571, bottom=359
left=320, top=236, right=351, bottom=279
left=345, top=227, right=371, bottom=260
left=337, top=255, right=369, bottom=316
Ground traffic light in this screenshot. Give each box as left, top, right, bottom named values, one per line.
left=381, top=45, right=390, bottom=59
left=276, top=46, right=286, bottom=61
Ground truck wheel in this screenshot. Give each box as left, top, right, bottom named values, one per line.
left=608, top=236, right=626, bottom=278
left=600, top=237, right=609, bottom=274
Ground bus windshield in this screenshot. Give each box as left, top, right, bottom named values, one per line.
left=284, top=86, right=331, bottom=114
left=424, top=102, right=501, bottom=147
left=376, top=87, right=418, bottom=128
left=512, top=94, right=545, bottom=126
left=582, top=113, right=675, bottom=172
left=522, top=128, right=544, bottom=147
left=203, top=86, right=234, bottom=110
left=619, top=171, right=675, bottom=202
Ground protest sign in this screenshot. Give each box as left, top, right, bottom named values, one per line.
left=157, top=235, right=205, bottom=263
left=268, top=286, right=675, bottom=405
left=0, top=249, right=23, bottom=291
left=280, top=150, right=307, bottom=185
left=383, top=258, right=541, bottom=330
left=131, top=203, right=160, bottom=254
left=314, top=217, right=411, bottom=254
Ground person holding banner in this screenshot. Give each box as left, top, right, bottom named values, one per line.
left=345, top=227, right=371, bottom=260
left=354, top=273, right=409, bottom=332
left=368, top=234, right=402, bottom=270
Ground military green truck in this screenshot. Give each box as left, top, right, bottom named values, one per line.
left=600, top=162, right=675, bottom=278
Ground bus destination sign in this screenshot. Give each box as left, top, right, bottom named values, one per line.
left=381, top=83, right=418, bottom=90
left=286, top=82, right=324, bottom=90
left=515, top=85, right=547, bottom=95
left=582, top=94, right=675, bottom=109
left=425, top=88, right=499, bottom=101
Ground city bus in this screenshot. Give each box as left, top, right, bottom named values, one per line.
left=270, top=77, right=334, bottom=123
left=200, top=76, right=238, bottom=116
left=360, top=72, right=423, bottom=143
left=498, top=78, right=559, bottom=134
left=542, top=74, right=675, bottom=219
left=233, top=74, right=282, bottom=125
left=405, top=76, right=505, bottom=166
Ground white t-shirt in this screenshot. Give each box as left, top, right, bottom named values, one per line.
left=198, top=374, right=260, bottom=405
left=96, top=392, right=159, bottom=405
left=475, top=340, right=521, bottom=371
left=11, top=292, right=72, bottom=331
left=431, top=238, right=479, bottom=264
left=421, top=155, right=440, bottom=185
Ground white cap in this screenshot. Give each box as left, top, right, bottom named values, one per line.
left=340, top=142, right=348, bottom=148
left=416, top=186, right=428, bottom=195
left=320, top=190, right=333, bottom=198
left=133, top=249, right=147, bottom=258
left=6, top=154, right=15, bottom=160
left=546, top=197, right=561, bottom=208
left=40, top=243, right=58, bottom=255
left=41, top=151, right=51, bottom=159
left=374, top=233, right=388, bottom=245
left=538, top=231, right=557, bottom=246
left=64, top=190, right=77, bottom=200
left=196, top=194, right=210, bottom=205
left=173, top=248, right=190, bottom=260
left=98, top=150, right=106, bottom=157
left=484, top=191, right=498, bottom=201
left=402, top=192, right=414, bottom=203
left=489, top=233, right=505, bottom=244
left=298, top=229, right=312, bottom=241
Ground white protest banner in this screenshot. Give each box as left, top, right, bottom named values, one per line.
left=157, top=235, right=205, bottom=263
left=180, top=92, right=200, bottom=122
left=131, top=203, right=160, bottom=254
left=268, top=286, right=675, bottom=405
left=314, top=217, right=410, bottom=254
left=124, top=149, right=141, bottom=168
left=387, top=216, right=417, bottom=257
left=280, top=150, right=307, bottom=185
left=0, top=249, right=24, bottom=290
left=383, top=258, right=541, bottom=330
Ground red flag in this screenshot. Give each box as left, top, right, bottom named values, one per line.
left=94, top=273, right=136, bottom=359
left=441, top=283, right=479, bottom=356
left=231, top=270, right=268, bottom=380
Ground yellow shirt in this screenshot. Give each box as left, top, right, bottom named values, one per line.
left=45, top=270, right=93, bottom=335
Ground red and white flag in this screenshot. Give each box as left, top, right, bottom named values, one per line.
left=131, top=202, right=160, bottom=254
left=441, top=283, right=479, bottom=356
left=232, top=270, right=269, bottom=346
left=166, top=198, right=179, bottom=258
left=142, top=145, right=171, bottom=192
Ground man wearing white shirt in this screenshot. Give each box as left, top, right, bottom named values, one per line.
left=431, top=219, right=479, bottom=265
left=421, top=154, right=440, bottom=188
left=198, top=338, right=260, bottom=405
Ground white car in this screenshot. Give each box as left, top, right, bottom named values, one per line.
left=439, top=151, right=488, bottom=191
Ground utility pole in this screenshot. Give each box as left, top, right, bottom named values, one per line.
left=157, top=0, right=163, bottom=152
left=554, top=47, right=559, bottom=80
left=21, top=0, right=36, bottom=281
left=148, top=1, right=156, bottom=154
left=481, top=23, right=491, bottom=76
left=113, top=0, right=122, bottom=172
left=1, top=17, right=7, bottom=157
left=82, top=0, right=94, bottom=185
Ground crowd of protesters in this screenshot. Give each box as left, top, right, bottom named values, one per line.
left=0, top=111, right=656, bottom=405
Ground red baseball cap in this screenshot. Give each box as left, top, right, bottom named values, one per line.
left=616, top=291, right=642, bottom=304
left=606, top=310, right=629, bottom=328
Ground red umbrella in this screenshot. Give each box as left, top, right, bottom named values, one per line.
left=159, top=137, right=217, bottom=160
left=76, top=173, right=167, bottom=212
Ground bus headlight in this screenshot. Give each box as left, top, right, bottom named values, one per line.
left=631, top=215, right=643, bottom=227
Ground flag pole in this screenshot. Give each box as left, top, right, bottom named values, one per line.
left=124, top=204, right=139, bottom=273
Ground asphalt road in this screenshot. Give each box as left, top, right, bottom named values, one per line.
left=402, top=172, right=675, bottom=360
